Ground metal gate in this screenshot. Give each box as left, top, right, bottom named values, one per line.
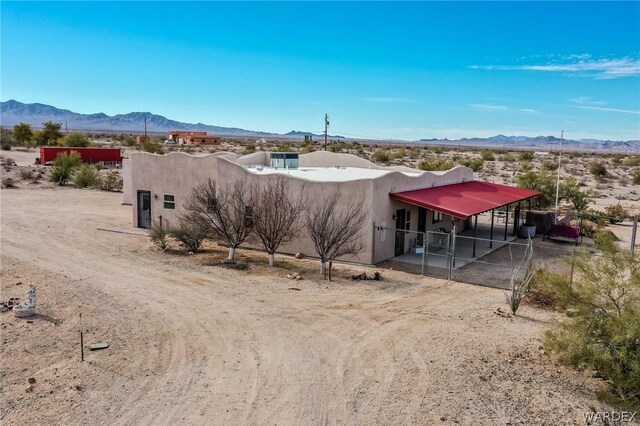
left=422, top=230, right=454, bottom=279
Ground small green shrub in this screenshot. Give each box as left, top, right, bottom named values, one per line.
left=460, top=158, right=484, bottom=172
left=19, top=168, right=34, bottom=180
left=169, top=219, right=208, bottom=252
left=589, top=160, right=607, bottom=178
left=300, top=144, right=315, bottom=154
left=632, top=168, right=640, bottom=185
left=141, top=139, right=164, bottom=154
left=593, top=228, right=619, bottom=250
left=63, top=133, right=90, bottom=147
left=242, top=143, right=256, bottom=155
left=149, top=218, right=170, bottom=251
left=72, top=164, right=100, bottom=188
left=50, top=151, right=82, bottom=185
left=1, top=177, right=16, bottom=188
left=541, top=160, right=558, bottom=171
left=527, top=268, right=572, bottom=310
left=518, top=151, right=534, bottom=161
left=622, top=156, right=640, bottom=167
left=122, top=136, right=136, bottom=146
left=418, top=158, right=453, bottom=171
left=100, top=170, right=123, bottom=191
left=604, top=204, right=629, bottom=224
left=275, top=143, right=292, bottom=152
left=371, top=149, right=390, bottom=163
left=480, top=150, right=495, bottom=161
left=392, top=148, right=406, bottom=159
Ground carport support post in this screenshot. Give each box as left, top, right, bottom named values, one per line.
left=489, top=209, right=495, bottom=248
left=513, top=201, right=522, bottom=236
left=504, top=204, right=509, bottom=241
left=472, top=214, right=478, bottom=258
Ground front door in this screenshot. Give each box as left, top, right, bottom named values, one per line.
left=137, top=190, right=152, bottom=229
left=394, top=208, right=406, bottom=256
left=417, top=207, right=427, bottom=247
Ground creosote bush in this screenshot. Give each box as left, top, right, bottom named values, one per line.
left=1, top=177, right=16, bottom=188
left=371, top=149, right=390, bottom=163
left=100, top=170, right=123, bottom=191
left=527, top=268, right=572, bottom=310
left=480, top=150, right=495, bottom=161
left=418, top=158, right=453, bottom=171
left=169, top=216, right=208, bottom=252
left=50, top=151, right=81, bottom=185
left=589, top=160, right=607, bottom=178
left=604, top=204, right=629, bottom=224
left=72, top=164, right=100, bottom=188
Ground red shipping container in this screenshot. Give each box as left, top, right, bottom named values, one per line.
left=40, top=147, right=122, bottom=165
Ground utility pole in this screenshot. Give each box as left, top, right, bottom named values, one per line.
left=324, top=113, right=329, bottom=151
left=144, top=114, right=147, bottom=141
left=554, top=130, right=564, bottom=216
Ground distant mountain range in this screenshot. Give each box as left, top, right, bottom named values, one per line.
left=420, top=133, right=638, bottom=152
left=1, top=100, right=637, bottom=151
left=0, top=100, right=344, bottom=139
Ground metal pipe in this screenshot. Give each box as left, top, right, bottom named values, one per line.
left=504, top=204, right=509, bottom=241
left=554, top=130, right=564, bottom=214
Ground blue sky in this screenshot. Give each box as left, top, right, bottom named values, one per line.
left=2, top=1, right=639, bottom=140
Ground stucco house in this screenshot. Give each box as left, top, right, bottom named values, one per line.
left=122, top=150, right=539, bottom=265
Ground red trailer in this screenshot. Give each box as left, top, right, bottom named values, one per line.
left=39, top=147, right=122, bottom=166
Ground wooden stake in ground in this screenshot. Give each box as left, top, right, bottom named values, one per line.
left=79, top=313, right=84, bottom=362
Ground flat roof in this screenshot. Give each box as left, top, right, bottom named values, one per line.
left=246, top=166, right=422, bottom=182
left=390, top=181, right=540, bottom=219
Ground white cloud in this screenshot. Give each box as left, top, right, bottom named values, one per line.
left=578, top=106, right=640, bottom=115
left=469, top=104, right=509, bottom=111
left=569, top=97, right=607, bottom=105
left=519, top=108, right=538, bottom=113
left=362, top=96, right=418, bottom=104
left=470, top=55, right=640, bottom=79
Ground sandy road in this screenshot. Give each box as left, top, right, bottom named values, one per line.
left=0, top=188, right=608, bottom=425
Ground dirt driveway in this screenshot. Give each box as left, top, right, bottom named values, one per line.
left=0, top=188, right=609, bottom=425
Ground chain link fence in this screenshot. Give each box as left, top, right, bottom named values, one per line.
left=374, top=225, right=590, bottom=288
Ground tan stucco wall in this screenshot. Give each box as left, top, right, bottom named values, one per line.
left=125, top=151, right=473, bottom=264
left=129, top=152, right=233, bottom=228
left=122, top=158, right=133, bottom=205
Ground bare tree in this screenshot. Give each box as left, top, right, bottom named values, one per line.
left=306, top=192, right=369, bottom=279
left=253, top=177, right=307, bottom=266
left=184, top=178, right=256, bottom=261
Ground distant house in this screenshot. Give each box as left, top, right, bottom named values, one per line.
left=39, top=147, right=122, bottom=167
left=167, top=131, right=220, bottom=145
left=122, top=151, right=539, bottom=265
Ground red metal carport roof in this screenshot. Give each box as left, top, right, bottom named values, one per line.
left=389, top=181, right=540, bottom=219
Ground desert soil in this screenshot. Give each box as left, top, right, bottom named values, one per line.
left=0, top=187, right=616, bottom=425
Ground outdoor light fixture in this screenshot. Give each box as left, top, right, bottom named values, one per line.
left=153, top=194, right=158, bottom=199
left=392, top=213, right=397, bottom=221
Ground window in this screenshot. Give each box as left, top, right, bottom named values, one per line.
left=163, top=194, right=175, bottom=209
left=244, top=205, right=254, bottom=228
left=432, top=210, right=443, bottom=224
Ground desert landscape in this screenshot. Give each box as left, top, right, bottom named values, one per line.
left=1, top=144, right=636, bottom=425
